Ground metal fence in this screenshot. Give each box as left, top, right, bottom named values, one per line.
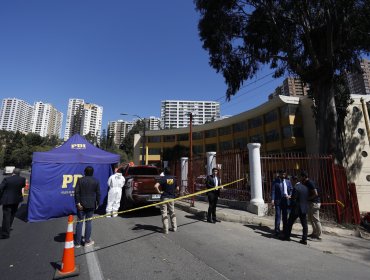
left=260, top=153, right=360, bottom=224
left=171, top=150, right=360, bottom=224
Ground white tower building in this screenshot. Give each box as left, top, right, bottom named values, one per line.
left=81, top=103, right=103, bottom=142
left=31, top=101, right=63, bottom=137
left=107, top=120, right=134, bottom=146
left=64, top=98, right=85, bottom=140
left=148, top=116, right=161, bottom=130
left=160, top=100, right=220, bottom=129
left=0, top=98, right=33, bottom=133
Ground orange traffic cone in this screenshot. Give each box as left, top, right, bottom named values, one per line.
left=54, top=215, right=80, bottom=279
left=25, top=179, right=29, bottom=191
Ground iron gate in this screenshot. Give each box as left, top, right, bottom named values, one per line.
left=171, top=151, right=360, bottom=224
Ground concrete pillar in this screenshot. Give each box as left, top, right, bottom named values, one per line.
left=206, top=152, right=217, bottom=175
left=180, top=157, right=188, bottom=195
left=247, top=143, right=267, bottom=216
left=133, top=134, right=141, bottom=165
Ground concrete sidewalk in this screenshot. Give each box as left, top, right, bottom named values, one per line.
left=175, top=200, right=363, bottom=238
left=175, top=200, right=370, bottom=267
left=175, top=201, right=370, bottom=266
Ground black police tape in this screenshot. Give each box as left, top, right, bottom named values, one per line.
left=74, top=178, right=246, bottom=224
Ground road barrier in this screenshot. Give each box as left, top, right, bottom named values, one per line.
left=54, top=215, right=80, bottom=279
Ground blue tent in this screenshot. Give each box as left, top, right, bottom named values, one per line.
left=27, top=134, right=120, bottom=222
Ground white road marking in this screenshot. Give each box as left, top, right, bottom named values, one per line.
left=84, top=245, right=104, bottom=280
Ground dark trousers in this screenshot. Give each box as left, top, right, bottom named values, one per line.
left=284, top=209, right=308, bottom=241
left=207, top=192, right=219, bottom=221
left=274, top=199, right=288, bottom=234
left=2, top=204, right=19, bottom=237
left=75, top=209, right=94, bottom=245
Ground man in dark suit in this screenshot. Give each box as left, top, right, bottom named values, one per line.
left=74, top=166, right=101, bottom=248
left=206, top=168, right=222, bottom=223
left=283, top=175, right=309, bottom=245
left=0, top=168, right=26, bottom=239
left=271, top=170, right=292, bottom=236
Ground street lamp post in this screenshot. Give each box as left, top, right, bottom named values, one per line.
left=188, top=112, right=194, bottom=207
left=121, top=113, right=146, bottom=165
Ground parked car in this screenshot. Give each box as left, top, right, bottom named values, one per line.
left=3, top=166, right=15, bottom=175
left=120, top=165, right=161, bottom=209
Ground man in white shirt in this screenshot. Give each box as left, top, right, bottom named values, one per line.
left=106, top=168, right=125, bottom=217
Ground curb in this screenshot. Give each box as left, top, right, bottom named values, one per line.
left=175, top=201, right=274, bottom=226
left=175, top=201, right=358, bottom=238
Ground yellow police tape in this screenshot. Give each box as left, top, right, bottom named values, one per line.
left=74, top=177, right=245, bottom=224
left=336, top=200, right=345, bottom=208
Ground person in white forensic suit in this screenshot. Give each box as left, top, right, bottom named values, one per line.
left=106, top=168, right=125, bottom=217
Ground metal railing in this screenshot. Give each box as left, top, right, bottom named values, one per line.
left=171, top=150, right=360, bottom=224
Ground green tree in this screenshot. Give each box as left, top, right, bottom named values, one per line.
left=100, top=129, right=108, bottom=150
left=195, top=0, right=370, bottom=157
left=10, top=146, right=32, bottom=168
left=121, top=122, right=143, bottom=160
left=84, top=132, right=98, bottom=146
left=0, top=130, right=15, bottom=167
left=24, top=133, right=43, bottom=146
left=163, top=144, right=189, bottom=162
left=42, top=135, right=61, bottom=147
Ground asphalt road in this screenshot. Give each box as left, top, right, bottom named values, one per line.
left=0, top=200, right=369, bottom=280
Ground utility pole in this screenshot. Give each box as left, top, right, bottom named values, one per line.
left=142, top=118, right=146, bottom=165
left=189, top=112, right=194, bottom=207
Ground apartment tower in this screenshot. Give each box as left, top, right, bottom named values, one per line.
left=0, top=98, right=33, bottom=133
left=161, top=100, right=220, bottom=129
left=107, top=120, right=134, bottom=146
left=31, top=101, right=63, bottom=137
left=64, top=99, right=103, bottom=142
left=347, top=58, right=370, bottom=95
left=269, top=77, right=309, bottom=99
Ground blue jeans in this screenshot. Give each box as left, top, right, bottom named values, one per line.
left=274, top=199, right=288, bottom=234
left=75, top=209, right=94, bottom=245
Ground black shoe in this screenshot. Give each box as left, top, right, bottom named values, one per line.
left=207, top=219, right=213, bottom=223
left=299, top=240, right=307, bottom=245
left=0, top=235, right=9, bottom=239
left=213, top=219, right=221, bottom=223
left=280, top=236, right=291, bottom=241
left=309, top=234, right=322, bottom=241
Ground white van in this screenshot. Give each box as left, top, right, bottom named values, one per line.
left=3, top=166, right=15, bottom=175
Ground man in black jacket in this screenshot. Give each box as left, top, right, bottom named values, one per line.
left=74, top=166, right=100, bottom=247
left=0, top=168, right=26, bottom=239
left=283, top=175, right=309, bottom=245
left=206, top=168, right=223, bottom=223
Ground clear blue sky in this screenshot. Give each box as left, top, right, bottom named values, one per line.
left=0, top=0, right=284, bottom=135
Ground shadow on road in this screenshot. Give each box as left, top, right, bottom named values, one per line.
left=54, top=232, right=66, bottom=243
left=244, top=224, right=276, bottom=239
left=184, top=214, right=206, bottom=222
left=50, top=261, right=60, bottom=271
left=73, top=220, right=200, bottom=258
left=132, top=224, right=162, bottom=233
left=244, top=224, right=302, bottom=242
